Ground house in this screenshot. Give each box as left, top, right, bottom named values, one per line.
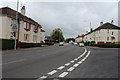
left=83, top=21, right=120, bottom=44
left=0, top=6, right=44, bottom=45
left=41, top=29, right=45, bottom=43
left=75, top=34, right=85, bottom=43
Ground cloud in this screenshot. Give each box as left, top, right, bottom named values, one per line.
left=0, top=2, right=118, bottom=38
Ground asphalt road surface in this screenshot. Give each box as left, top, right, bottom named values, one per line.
left=2, top=44, right=119, bottom=80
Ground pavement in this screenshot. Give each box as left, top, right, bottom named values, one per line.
left=1, top=44, right=119, bottom=80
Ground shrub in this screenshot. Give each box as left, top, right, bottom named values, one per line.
left=20, top=42, right=41, bottom=48
left=45, top=42, right=54, bottom=46
left=91, top=43, right=120, bottom=48
left=0, top=39, right=18, bottom=50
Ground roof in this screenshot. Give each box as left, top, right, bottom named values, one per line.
left=0, top=7, right=42, bottom=28
left=41, top=29, right=45, bottom=32
left=94, top=22, right=120, bottom=30
left=84, top=22, right=120, bottom=36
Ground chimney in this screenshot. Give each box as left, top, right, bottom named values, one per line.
left=90, top=28, right=93, bottom=32
left=111, top=20, right=114, bottom=24
left=21, top=5, right=26, bottom=16
left=100, top=21, right=103, bottom=26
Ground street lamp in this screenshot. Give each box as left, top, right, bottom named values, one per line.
left=14, top=0, right=19, bottom=50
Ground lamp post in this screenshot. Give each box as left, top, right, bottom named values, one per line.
left=14, top=0, right=19, bottom=50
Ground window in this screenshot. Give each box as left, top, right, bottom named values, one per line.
left=33, top=35, right=37, bottom=42
left=34, top=25, right=38, bottom=33
left=24, top=21, right=31, bottom=31
left=24, top=22, right=27, bottom=29
left=24, top=34, right=29, bottom=41
left=112, top=32, right=113, bottom=35
left=107, top=29, right=109, bottom=34
left=107, top=37, right=109, bottom=41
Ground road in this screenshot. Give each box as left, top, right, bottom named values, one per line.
left=2, top=44, right=119, bottom=80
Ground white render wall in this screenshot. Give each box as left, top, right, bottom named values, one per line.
left=19, top=21, right=41, bottom=43
left=0, top=15, right=42, bottom=43
left=83, top=29, right=120, bottom=44
left=0, top=16, right=15, bottom=39
left=40, top=32, right=45, bottom=42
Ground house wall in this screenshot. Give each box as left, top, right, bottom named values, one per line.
left=0, top=15, right=42, bottom=43
left=0, top=16, right=16, bottom=39
left=40, top=32, right=45, bottom=42
left=75, top=37, right=83, bottom=43
left=83, top=29, right=120, bottom=44
left=19, top=21, right=41, bottom=43
left=95, top=29, right=120, bottom=43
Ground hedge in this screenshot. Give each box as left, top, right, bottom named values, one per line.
left=0, top=39, right=18, bottom=50
left=0, top=38, right=42, bottom=50
left=20, top=42, right=41, bottom=48
left=91, top=44, right=120, bottom=48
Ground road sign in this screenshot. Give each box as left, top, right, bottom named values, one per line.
left=12, top=24, right=18, bottom=32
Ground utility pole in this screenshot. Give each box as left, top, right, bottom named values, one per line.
left=14, top=0, right=19, bottom=50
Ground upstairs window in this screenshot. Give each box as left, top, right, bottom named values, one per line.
left=34, top=25, right=38, bottom=33
left=107, top=29, right=109, bottom=34
left=24, top=21, right=31, bottom=31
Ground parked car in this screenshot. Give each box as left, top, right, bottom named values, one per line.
left=79, top=43, right=84, bottom=47
left=73, top=42, right=78, bottom=45
left=59, top=42, right=64, bottom=46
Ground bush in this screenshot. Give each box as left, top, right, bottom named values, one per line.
left=20, top=42, right=41, bottom=48
left=45, top=42, right=54, bottom=46
left=91, top=44, right=120, bottom=48
left=0, top=39, right=18, bottom=50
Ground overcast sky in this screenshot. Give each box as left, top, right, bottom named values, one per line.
left=0, top=1, right=118, bottom=38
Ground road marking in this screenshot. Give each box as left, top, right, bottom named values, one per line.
left=40, top=76, right=48, bottom=79
left=67, top=67, right=75, bottom=72
left=57, top=66, right=65, bottom=70
left=73, top=63, right=79, bottom=67
left=65, top=63, right=70, bottom=66
left=3, top=59, right=26, bottom=65
left=74, top=58, right=78, bottom=61
left=77, top=61, right=82, bottom=64
left=77, top=56, right=80, bottom=59
left=81, top=59, right=85, bottom=62
left=48, top=70, right=57, bottom=75
left=70, top=60, right=74, bottom=63
left=59, top=72, right=68, bottom=78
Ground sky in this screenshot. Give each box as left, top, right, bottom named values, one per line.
left=0, top=1, right=119, bottom=38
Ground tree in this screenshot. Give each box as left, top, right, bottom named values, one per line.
left=65, top=38, right=75, bottom=43
left=51, top=28, right=64, bottom=43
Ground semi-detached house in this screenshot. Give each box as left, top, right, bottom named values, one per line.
left=0, top=6, right=45, bottom=45
left=84, top=22, right=120, bottom=44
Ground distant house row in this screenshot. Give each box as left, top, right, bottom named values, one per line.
left=75, top=21, right=120, bottom=44
left=0, top=6, right=45, bottom=45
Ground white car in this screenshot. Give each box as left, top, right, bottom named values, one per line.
left=73, top=42, right=78, bottom=45
left=79, top=43, right=84, bottom=47
left=59, top=42, right=64, bottom=46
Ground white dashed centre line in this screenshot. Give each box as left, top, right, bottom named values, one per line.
left=65, top=63, right=70, bottom=66
left=48, top=70, right=57, bottom=75
left=59, top=72, right=68, bottom=78
left=70, top=60, right=74, bottom=63
left=73, top=64, right=79, bottom=67
left=78, top=61, right=82, bottom=64
left=57, top=66, right=65, bottom=70
left=40, top=76, right=48, bottom=79
left=67, top=67, right=75, bottom=72
left=74, top=58, right=78, bottom=61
